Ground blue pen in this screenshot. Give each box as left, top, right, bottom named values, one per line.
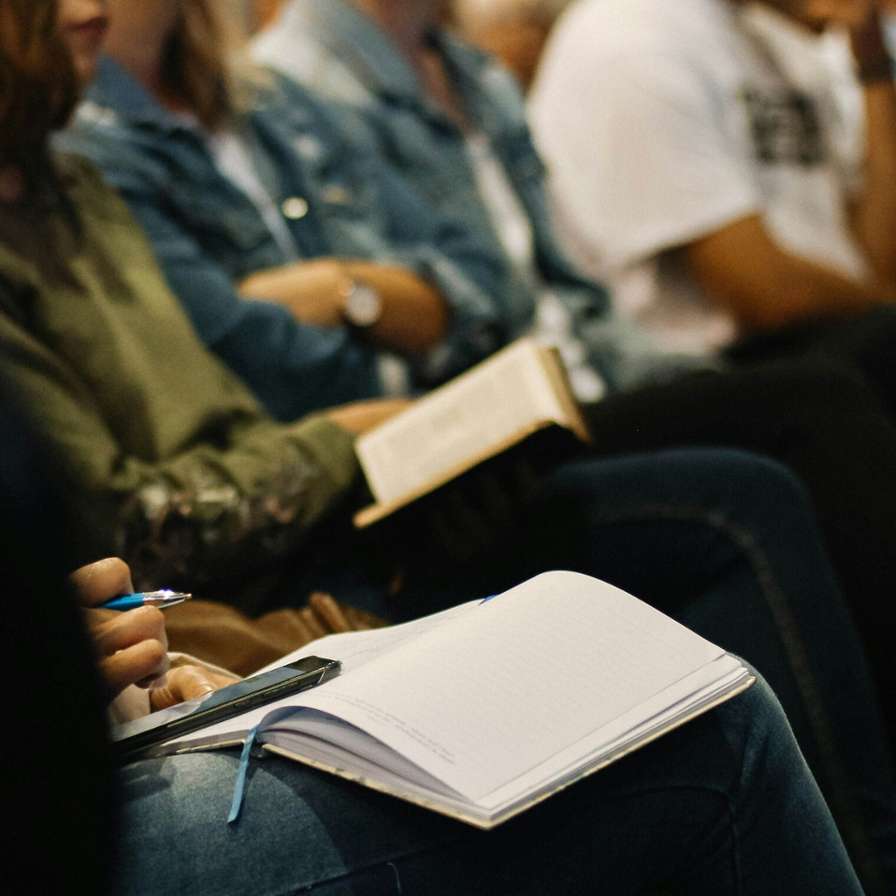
left=100, top=590, right=192, bottom=612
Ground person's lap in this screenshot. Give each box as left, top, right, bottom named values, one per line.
left=293, top=447, right=893, bottom=889
left=113, top=676, right=861, bottom=895
left=315, top=450, right=877, bottom=774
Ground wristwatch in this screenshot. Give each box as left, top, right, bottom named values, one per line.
left=339, top=270, right=383, bottom=329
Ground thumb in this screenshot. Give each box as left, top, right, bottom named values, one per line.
left=149, top=666, right=216, bottom=711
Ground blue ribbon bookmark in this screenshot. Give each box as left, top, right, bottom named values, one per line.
left=228, top=707, right=304, bottom=824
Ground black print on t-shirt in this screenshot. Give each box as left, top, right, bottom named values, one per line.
left=739, top=87, right=826, bottom=166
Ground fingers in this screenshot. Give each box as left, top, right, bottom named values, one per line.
left=70, top=557, right=134, bottom=607
left=88, top=605, right=169, bottom=700
left=75, top=557, right=168, bottom=704
left=149, top=665, right=238, bottom=711
left=91, top=605, right=168, bottom=658
left=101, top=638, right=169, bottom=699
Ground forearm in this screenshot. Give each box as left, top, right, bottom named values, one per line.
left=852, top=81, right=896, bottom=280
left=17, top=365, right=360, bottom=595
left=240, top=258, right=450, bottom=355
left=684, top=215, right=896, bottom=331
left=846, top=7, right=896, bottom=279
left=714, top=252, right=893, bottom=330
left=342, top=260, right=450, bottom=353
left=111, top=415, right=359, bottom=595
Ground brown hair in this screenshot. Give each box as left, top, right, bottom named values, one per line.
left=0, top=0, right=79, bottom=193
left=161, top=1, right=251, bottom=131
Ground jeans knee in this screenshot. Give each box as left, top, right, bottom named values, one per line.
left=539, top=449, right=816, bottom=547
left=717, top=670, right=798, bottom=789
left=692, top=449, right=815, bottom=533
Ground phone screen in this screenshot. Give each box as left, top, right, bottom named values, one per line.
left=112, top=656, right=341, bottom=761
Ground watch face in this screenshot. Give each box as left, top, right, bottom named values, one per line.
left=344, top=282, right=383, bottom=328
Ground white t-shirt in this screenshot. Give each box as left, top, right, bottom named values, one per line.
left=530, top=0, right=869, bottom=356
left=465, top=132, right=607, bottom=401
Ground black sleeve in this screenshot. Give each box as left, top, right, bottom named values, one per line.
left=0, top=386, right=116, bottom=894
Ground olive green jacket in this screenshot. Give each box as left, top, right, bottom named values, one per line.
left=0, top=157, right=359, bottom=599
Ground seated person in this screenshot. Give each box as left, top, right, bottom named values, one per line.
left=0, top=408, right=865, bottom=895
left=90, top=561, right=864, bottom=896
left=59, top=0, right=511, bottom=422
left=7, top=0, right=896, bottom=878
left=530, top=0, right=896, bottom=365
left=3, top=3, right=895, bottom=886
left=253, top=0, right=676, bottom=400
left=252, top=0, right=896, bottom=762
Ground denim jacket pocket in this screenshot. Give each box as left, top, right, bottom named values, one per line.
left=179, top=192, right=272, bottom=252
left=161, top=192, right=283, bottom=278
left=315, top=171, right=381, bottom=224
left=313, top=161, right=393, bottom=256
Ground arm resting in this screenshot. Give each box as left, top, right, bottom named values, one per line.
left=240, top=257, right=450, bottom=354
left=0, top=310, right=359, bottom=598
left=683, top=214, right=896, bottom=331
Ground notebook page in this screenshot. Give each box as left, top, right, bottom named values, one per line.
left=356, top=340, right=565, bottom=503
left=293, top=571, right=724, bottom=802
left=167, top=600, right=483, bottom=745
left=252, top=601, right=479, bottom=676
left=265, top=656, right=748, bottom=823
left=479, top=656, right=749, bottom=812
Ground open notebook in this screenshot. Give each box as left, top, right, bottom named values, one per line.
left=151, top=571, right=753, bottom=828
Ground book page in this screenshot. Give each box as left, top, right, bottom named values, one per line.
left=356, top=340, right=569, bottom=504
left=286, top=571, right=726, bottom=802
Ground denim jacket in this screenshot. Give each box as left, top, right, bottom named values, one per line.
left=58, top=57, right=507, bottom=420
left=253, top=0, right=694, bottom=391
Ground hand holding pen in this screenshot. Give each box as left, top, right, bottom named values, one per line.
left=71, top=558, right=175, bottom=699
left=71, top=558, right=232, bottom=710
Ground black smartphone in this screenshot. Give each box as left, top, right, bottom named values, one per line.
left=112, top=656, right=341, bottom=761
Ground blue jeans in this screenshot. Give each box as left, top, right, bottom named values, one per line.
left=306, top=449, right=893, bottom=892
left=115, top=675, right=861, bottom=894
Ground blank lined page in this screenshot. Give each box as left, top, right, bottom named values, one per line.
left=295, top=571, right=724, bottom=801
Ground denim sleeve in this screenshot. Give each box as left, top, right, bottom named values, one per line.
left=61, top=135, right=382, bottom=422
left=262, top=74, right=511, bottom=384
left=365, top=160, right=511, bottom=386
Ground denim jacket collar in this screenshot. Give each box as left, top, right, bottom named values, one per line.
left=287, top=0, right=496, bottom=131
left=83, top=56, right=189, bottom=134
left=81, top=56, right=326, bottom=175
left=434, top=32, right=521, bottom=140
left=286, top=0, right=419, bottom=101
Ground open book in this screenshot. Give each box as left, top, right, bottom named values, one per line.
left=155, top=571, right=753, bottom=829
left=354, top=339, right=590, bottom=527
